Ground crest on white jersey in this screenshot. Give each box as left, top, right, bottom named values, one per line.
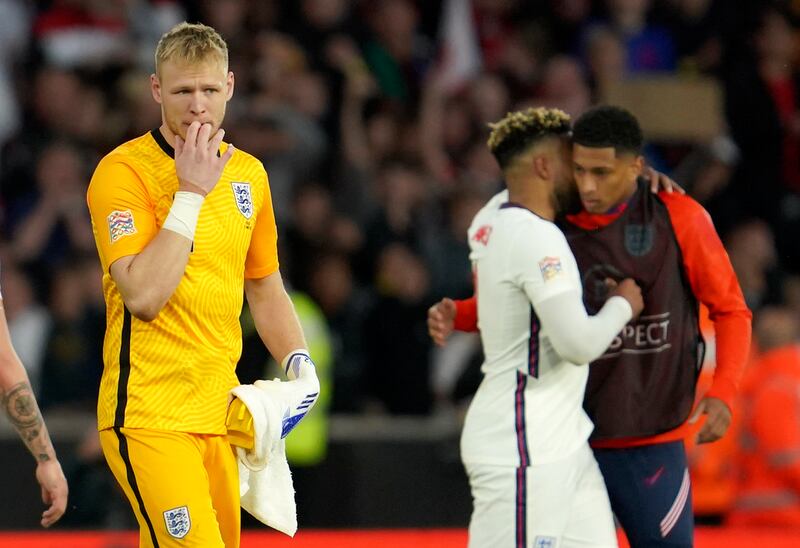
left=471, top=224, right=493, bottom=246
left=534, top=536, right=558, bottom=548
left=538, top=256, right=563, bottom=282
left=232, top=182, right=253, bottom=219
left=163, top=506, right=191, bottom=539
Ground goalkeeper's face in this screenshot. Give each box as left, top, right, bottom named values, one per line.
left=151, top=57, right=234, bottom=140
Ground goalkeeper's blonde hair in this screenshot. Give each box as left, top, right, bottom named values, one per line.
left=155, top=22, right=228, bottom=76
left=487, top=107, right=571, bottom=169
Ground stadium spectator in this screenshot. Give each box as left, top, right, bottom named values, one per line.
left=0, top=0, right=30, bottom=145
left=282, top=182, right=362, bottom=293
left=308, top=252, right=371, bottom=413
left=37, top=256, right=103, bottom=411
left=582, top=25, right=627, bottom=98
left=426, top=190, right=484, bottom=301
left=602, top=0, right=678, bottom=73
left=364, top=243, right=433, bottom=415
left=729, top=307, right=800, bottom=527
left=8, top=140, right=94, bottom=272
left=531, top=54, right=591, bottom=117
left=663, top=0, right=732, bottom=74
left=723, top=219, right=784, bottom=311
left=32, top=0, right=130, bottom=69
left=546, top=0, right=593, bottom=55
left=670, top=135, right=738, bottom=206
left=725, top=4, right=800, bottom=272
left=357, top=158, right=437, bottom=283
left=362, top=0, right=432, bottom=102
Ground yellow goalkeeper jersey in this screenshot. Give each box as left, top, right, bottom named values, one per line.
left=87, top=129, right=279, bottom=434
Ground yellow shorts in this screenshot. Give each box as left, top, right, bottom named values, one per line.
left=99, top=427, right=240, bottom=548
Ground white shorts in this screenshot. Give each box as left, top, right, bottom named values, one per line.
left=464, top=444, right=618, bottom=548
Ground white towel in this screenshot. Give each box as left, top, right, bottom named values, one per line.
left=231, top=380, right=297, bottom=537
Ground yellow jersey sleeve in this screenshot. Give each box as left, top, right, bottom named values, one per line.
left=244, top=168, right=279, bottom=279
left=87, top=159, right=158, bottom=272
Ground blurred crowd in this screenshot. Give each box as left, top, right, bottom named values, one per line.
left=2, top=0, right=800, bottom=529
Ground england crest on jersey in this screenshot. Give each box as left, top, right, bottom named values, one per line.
left=624, top=223, right=654, bottom=256
left=163, top=506, right=191, bottom=539
left=231, top=182, right=253, bottom=219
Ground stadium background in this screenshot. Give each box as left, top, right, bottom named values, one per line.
left=1, top=0, right=800, bottom=545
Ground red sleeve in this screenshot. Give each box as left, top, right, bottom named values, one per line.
left=661, top=192, right=753, bottom=412
left=454, top=295, right=478, bottom=332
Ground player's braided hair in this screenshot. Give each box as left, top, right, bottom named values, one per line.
left=487, top=107, right=571, bottom=169
left=572, top=106, right=643, bottom=156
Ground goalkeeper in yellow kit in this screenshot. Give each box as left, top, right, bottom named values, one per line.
left=86, top=22, right=317, bottom=547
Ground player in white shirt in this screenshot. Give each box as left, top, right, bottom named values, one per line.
left=455, top=108, right=644, bottom=547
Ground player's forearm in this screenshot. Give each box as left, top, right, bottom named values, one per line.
left=0, top=360, right=57, bottom=463
left=245, top=273, right=307, bottom=366
left=111, top=229, right=192, bottom=321
left=111, top=190, right=205, bottom=321
left=707, top=310, right=753, bottom=408
left=535, top=290, right=632, bottom=365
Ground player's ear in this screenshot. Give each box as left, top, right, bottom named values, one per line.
left=151, top=73, right=162, bottom=104
left=532, top=155, right=550, bottom=180
left=226, top=71, right=235, bottom=101
left=629, top=155, right=644, bottom=180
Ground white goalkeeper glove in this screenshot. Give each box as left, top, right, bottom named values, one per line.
left=226, top=349, right=320, bottom=449
left=278, top=349, right=320, bottom=438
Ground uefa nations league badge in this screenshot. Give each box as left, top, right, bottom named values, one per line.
left=231, top=182, right=253, bottom=219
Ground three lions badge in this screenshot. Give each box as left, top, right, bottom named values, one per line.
left=163, top=506, right=191, bottom=539
left=231, top=182, right=253, bottom=219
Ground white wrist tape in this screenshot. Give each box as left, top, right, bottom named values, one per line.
left=281, top=349, right=315, bottom=381
left=162, top=191, right=204, bottom=241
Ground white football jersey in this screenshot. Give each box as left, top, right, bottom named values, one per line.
left=460, top=191, right=594, bottom=466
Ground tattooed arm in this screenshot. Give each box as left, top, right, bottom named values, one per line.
left=0, top=300, right=68, bottom=527
left=2, top=381, right=54, bottom=462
